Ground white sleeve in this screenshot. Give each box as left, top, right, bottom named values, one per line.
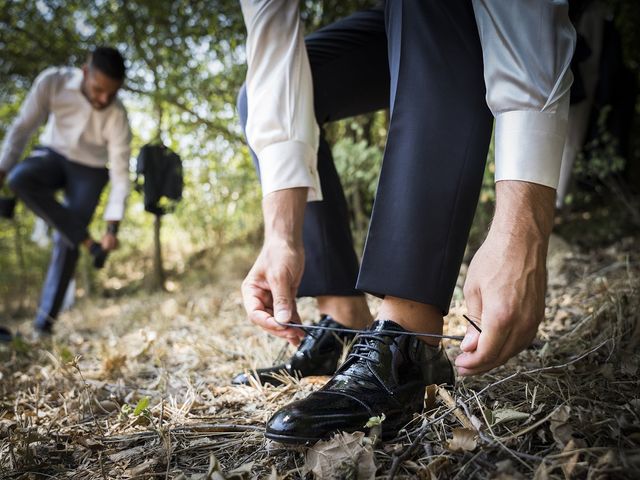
left=103, top=107, right=132, bottom=221
left=0, top=68, right=54, bottom=172
left=472, top=0, right=576, bottom=189
left=240, top=0, right=322, bottom=201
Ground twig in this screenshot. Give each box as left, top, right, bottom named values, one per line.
left=438, top=387, right=475, bottom=431
left=472, top=339, right=610, bottom=399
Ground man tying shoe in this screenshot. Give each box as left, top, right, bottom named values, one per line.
left=237, top=0, right=575, bottom=444
left=0, top=46, right=132, bottom=337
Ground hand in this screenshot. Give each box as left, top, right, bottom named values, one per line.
left=241, top=188, right=308, bottom=345
left=101, top=232, right=119, bottom=251
left=455, top=181, right=555, bottom=375
left=242, top=238, right=306, bottom=345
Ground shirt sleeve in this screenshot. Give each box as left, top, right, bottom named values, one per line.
left=0, top=68, right=54, bottom=172
left=103, top=106, right=132, bottom=221
left=240, top=0, right=322, bottom=201
left=472, top=0, right=576, bottom=189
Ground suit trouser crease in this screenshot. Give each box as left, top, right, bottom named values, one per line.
left=356, top=0, right=493, bottom=313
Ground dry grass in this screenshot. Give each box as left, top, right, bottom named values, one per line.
left=1, top=236, right=639, bottom=479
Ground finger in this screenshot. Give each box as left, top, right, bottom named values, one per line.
left=270, top=272, right=296, bottom=324
left=241, top=279, right=284, bottom=328
left=455, top=312, right=511, bottom=373
left=250, top=310, right=303, bottom=340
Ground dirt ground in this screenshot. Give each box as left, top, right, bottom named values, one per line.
left=1, top=234, right=639, bottom=479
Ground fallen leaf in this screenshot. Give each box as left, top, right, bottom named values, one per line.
left=304, top=431, right=376, bottom=479
left=490, top=408, right=531, bottom=426
left=425, top=384, right=438, bottom=411
left=446, top=428, right=477, bottom=452
left=549, top=406, right=573, bottom=447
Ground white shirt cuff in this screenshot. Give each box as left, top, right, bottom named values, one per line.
left=258, top=140, right=322, bottom=201
left=103, top=202, right=125, bottom=221
left=494, top=110, right=569, bottom=189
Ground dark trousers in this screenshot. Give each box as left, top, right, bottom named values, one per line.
left=7, top=147, right=108, bottom=328
left=239, top=0, right=493, bottom=313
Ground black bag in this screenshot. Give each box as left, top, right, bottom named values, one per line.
left=135, top=143, right=183, bottom=216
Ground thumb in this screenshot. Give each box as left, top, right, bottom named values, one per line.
left=461, top=286, right=482, bottom=352
left=271, top=274, right=294, bottom=324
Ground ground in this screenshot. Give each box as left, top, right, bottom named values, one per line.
left=1, top=234, right=639, bottom=479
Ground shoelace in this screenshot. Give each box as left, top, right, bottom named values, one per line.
left=272, top=318, right=354, bottom=365
left=275, top=314, right=482, bottom=342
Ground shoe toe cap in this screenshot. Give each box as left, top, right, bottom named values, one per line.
left=266, top=392, right=371, bottom=443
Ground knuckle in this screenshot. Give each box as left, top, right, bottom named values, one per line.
left=273, top=295, right=289, bottom=306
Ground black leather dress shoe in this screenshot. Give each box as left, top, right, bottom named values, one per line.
left=89, top=242, right=108, bottom=269
left=232, top=315, right=356, bottom=386
left=0, top=326, right=12, bottom=343
left=265, top=320, right=455, bottom=444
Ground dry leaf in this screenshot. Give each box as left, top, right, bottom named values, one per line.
left=490, top=408, right=531, bottom=426
left=446, top=428, right=477, bottom=452
left=304, top=431, right=376, bottom=480
left=425, top=384, right=438, bottom=411
left=549, top=406, right=573, bottom=447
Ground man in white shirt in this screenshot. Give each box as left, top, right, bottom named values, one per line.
left=0, top=47, right=132, bottom=336
left=239, top=0, right=575, bottom=444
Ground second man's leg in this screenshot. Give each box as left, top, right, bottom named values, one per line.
left=34, top=158, right=109, bottom=335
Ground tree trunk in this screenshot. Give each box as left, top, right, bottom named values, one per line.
left=150, top=213, right=165, bottom=291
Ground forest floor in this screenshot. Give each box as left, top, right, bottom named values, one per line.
left=1, top=214, right=639, bottom=479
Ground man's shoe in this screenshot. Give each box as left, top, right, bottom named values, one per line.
left=232, top=315, right=356, bottom=386
left=31, top=319, right=54, bottom=342
left=265, top=320, right=455, bottom=444
left=0, top=326, right=12, bottom=343
left=89, top=242, right=108, bottom=269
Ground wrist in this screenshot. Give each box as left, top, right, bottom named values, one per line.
left=491, top=181, right=555, bottom=240
left=262, top=188, right=308, bottom=248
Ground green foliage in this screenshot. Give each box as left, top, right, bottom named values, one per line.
left=0, top=0, right=638, bottom=318
left=132, top=396, right=150, bottom=416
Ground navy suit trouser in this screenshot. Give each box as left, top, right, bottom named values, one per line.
left=7, top=147, right=108, bottom=329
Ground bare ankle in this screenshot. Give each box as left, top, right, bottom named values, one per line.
left=316, top=295, right=373, bottom=329
left=377, top=296, right=443, bottom=347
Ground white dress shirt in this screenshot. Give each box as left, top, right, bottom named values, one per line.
left=0, top=67, right=132, bottom=220
left=240, top=0, right=576, bottom=200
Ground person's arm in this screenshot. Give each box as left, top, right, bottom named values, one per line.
left=239, top=0, right=319, bottom=344
left=101, top=107, right=132, bottom=251
left=457, top=0, right=576, bottom=375
left=0, top=68, right=54, bottom=184
left=240, top=0, right=321, bottom=201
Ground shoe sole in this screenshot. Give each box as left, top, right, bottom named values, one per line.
left=265, top=431, right=325, bottom=445
left=265, top=414, right=413, bottom=446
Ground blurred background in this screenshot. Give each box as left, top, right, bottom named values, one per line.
left=0, top=0, right=639, bottom=321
